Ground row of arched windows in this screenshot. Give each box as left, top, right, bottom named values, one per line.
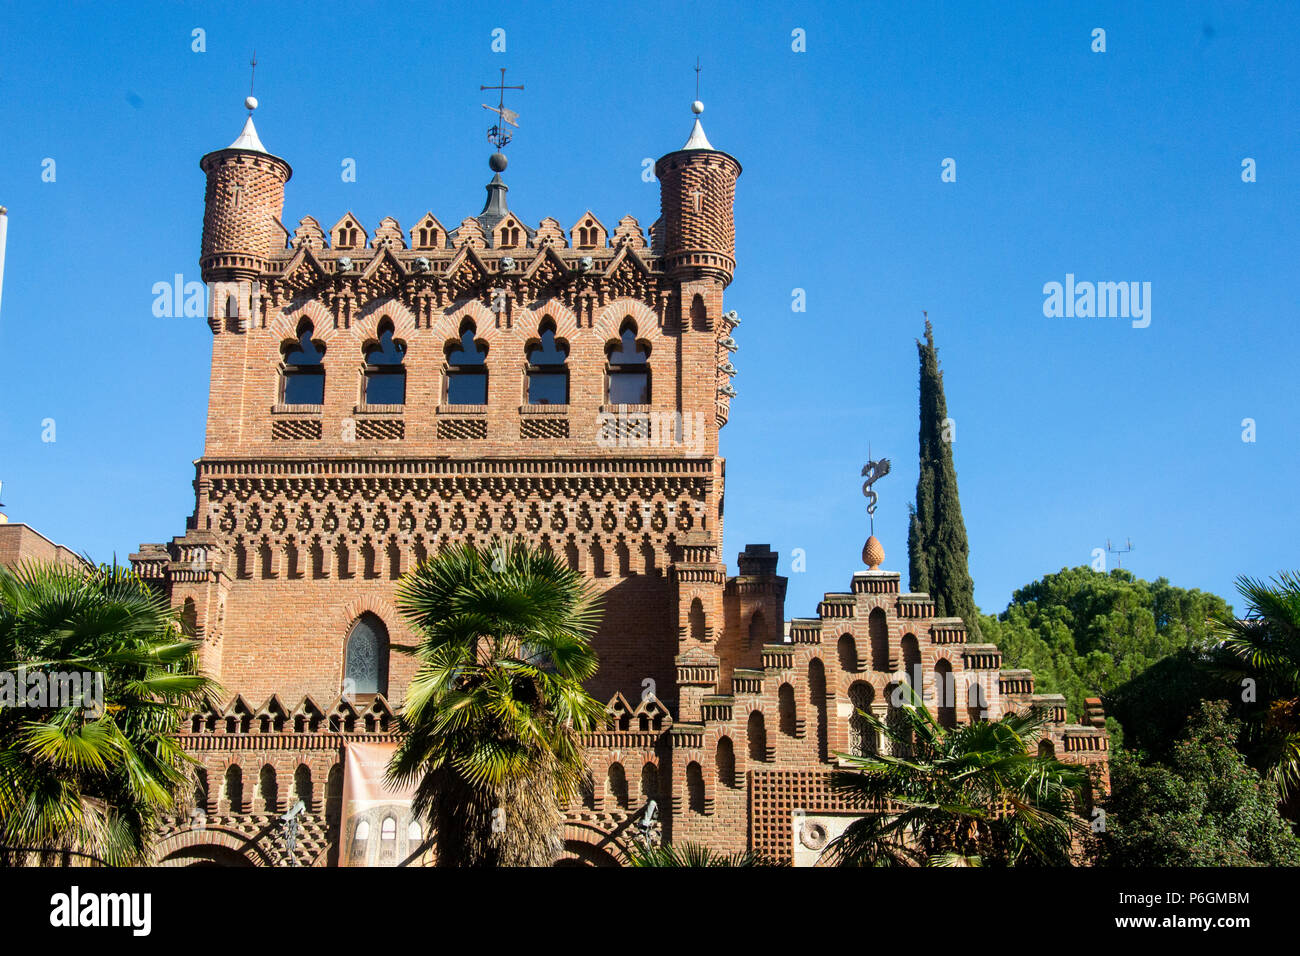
left=280, top=317, right=651, bottom=407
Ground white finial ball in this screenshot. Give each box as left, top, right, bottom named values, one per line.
left=691, top=100, right=704, bottom=115
left=245, top=95, right=259, bottom=112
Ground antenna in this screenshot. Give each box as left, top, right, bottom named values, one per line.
left=695, top=57, right=701, bottom=100
left=1105, top=537, right=1134, bottom=568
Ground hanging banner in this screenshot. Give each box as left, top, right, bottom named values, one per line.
left=339, top=740, right=432, bottom=866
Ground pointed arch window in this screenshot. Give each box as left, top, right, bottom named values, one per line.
left=606, top=319, right=650, bottom=404
left=526, top=320, right=569, bottom=405
left=344, top=613, right=389, bottom=697
left=446, top=322, right=488, bottom=405
left=281, top=321, right=326, bottom=405
left=363, top=319, right=407, bottom=405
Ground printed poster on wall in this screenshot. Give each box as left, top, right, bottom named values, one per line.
left=339, top=740, right=432, bottom=866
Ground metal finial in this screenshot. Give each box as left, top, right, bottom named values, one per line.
left=245, top=51, right=259, bottom=113
left=692, top=57, right=704, bottom=115
left=481, top=67, right=524, bottom=155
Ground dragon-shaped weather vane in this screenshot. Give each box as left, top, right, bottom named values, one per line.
left=861, top=449, right=891, bottom=536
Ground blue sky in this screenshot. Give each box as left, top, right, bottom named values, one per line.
left=1, top=1, right=1296, bottom=620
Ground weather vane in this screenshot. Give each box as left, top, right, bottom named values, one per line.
left=861, top=448, right=891, bottom=536
left=246, top=51, right=259, bottom=113
left=481, top=67, right=523, bottom=152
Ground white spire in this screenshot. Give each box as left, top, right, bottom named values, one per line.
left=682, top=116, right=713, bottom=151
left=227, top=96, right=268, bottom=153
left=680, top=99, right=714, bottom=150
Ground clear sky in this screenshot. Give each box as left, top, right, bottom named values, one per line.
left=1, top=1, right=1296, bottom=620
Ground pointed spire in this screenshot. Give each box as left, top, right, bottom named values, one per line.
left=681, top=99, right=714, bottom=151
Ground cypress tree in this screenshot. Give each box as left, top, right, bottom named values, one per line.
left=908, top=320, right=982, bottom=641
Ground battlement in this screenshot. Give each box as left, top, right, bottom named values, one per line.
left=279, top=211, right=657, bottom=258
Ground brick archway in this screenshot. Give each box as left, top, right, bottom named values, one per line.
left=153, top=826, right=274, bottom=867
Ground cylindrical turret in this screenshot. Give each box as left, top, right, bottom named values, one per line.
left=654, top=104, right=741, bottom=284
left=199, top=100, right=292, bottom=282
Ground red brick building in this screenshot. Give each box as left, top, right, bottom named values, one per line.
left=126, top=96, right=1107, bottom=866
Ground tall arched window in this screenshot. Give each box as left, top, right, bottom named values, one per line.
left=446, top=322, right=488, bottom=405
left=344, top=613, right=390, bottom=697
left=363, top=319, right=406, bottom=405
left=778, top=683, right=797, bottom=738
left=686, top=762, right=706, bottom=815
left=281, top=321, right=325, bottom=405
left=640, top=763, right=660, bottom=804
left=259, top=764, right=279, bottom=812
left=526, top=320, right=569, bottom=405
left=837, top=634, right=859, bottom=673
left=607, top=763, right=629, bottom=809
left=606, top=319, right=649, bottom=404
left=688, top=598, right=706, bottom=643
left=934, top=658, right=957, bottom=729
left=747, top=711, right=768, bottom=762
left=901, top=634, right=921, bottom=690
left=869, top=608, right=889, bottom=671
left=748, top=609, right=766, bottom=649
left=848, top=682, right=876, bottom=757
left=716, top=737, right=736, bottom=789
left=809, top=658, right=828, bottom=761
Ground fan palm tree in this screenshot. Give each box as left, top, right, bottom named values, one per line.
left=626, top=841, right=780, bottom=867
left=1211, top=571, right=1300, bottom=802
left=825, top=687, right=1091, bottom=867
left=0, top=560, right=214, bottom=866
left=387, top=538, right=604, bottom=867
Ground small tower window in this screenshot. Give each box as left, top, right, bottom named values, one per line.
left=526, top=320, right=569, bottom=405
left=281, top=321, right=326, bottom=405
left=344, top=613, right=389, bottom=697
left=606, top=319, right=649, bottom=405
left=446, top=322, right=488, bottom=405
left=363, top=319, right=407, bottom=405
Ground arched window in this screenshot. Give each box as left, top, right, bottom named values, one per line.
left=281, top=321, right=325, bottom=405
left=748, top=609, right=766, bottom=649
left=380, top=816, right=397, bottom=840
left=688, top=598, right=706, bottom=643
left=407, top=820, right=423, bottom=842
left=607, top=763, right=629, bottom=809
left=223, top=765, right=244, bottom=813
left=526, top=320, right=569, bottom=405
left=293, top=764, right=313, bottom=811
left=778, top=683, right=797, bottom=738
left=363, top=319, right=406, bottom=405
left=869, top=608, right=889, bottom=671
left=259, top=764, right=278, bottom=812
left=901, top=634, right=921, bottom=689
left=848, top=682, right=876, bottom=757
left=934, top=658, right=956, bottom=729
left=686, top=762, right=706, bottom=814
left=837, top=634, right=859, bottom=673
left=606, top=319, right=649, bottom=404
left=809, top=658, right=828, bottom=761
left=446, top=322, right=488, bottom=405
left=747, top=711, right=768, bottom=762
left=640, top=762, right=660, bottom=804
left=344, top=613, right=389, bottom=697
left=716, top=737, right=736, bottom=789
left=355, top=820, right=370, bottom=841
left=1038, top=739, right=1055, bottom=758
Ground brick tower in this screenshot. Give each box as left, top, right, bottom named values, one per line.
left=133, top=94, right=1106, bottom=867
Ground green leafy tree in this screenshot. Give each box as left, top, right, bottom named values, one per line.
left=387, top=538, right=604, bottom=867
left=1211, top=571, right=1300, bottom=801
left=826, top=689, right=1090, bottom=867
left=1102, top=700, right=1300, bottom=866
left=980, top=567, right=1235, bottom=724
left=908, top=320, right=982, bottom=641
left=0, top=561, right=214, bottom=866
